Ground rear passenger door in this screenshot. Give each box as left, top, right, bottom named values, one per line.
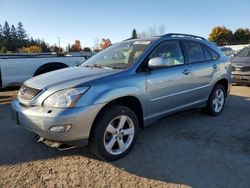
left=182, top=40, right=219, bottom=102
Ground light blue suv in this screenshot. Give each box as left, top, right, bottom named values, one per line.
left=11, top=33, right=232, bottom=161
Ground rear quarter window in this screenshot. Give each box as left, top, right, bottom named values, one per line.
left=202, top=45, right=213, bottom=61
left=205, top=45, right=220, bottom=60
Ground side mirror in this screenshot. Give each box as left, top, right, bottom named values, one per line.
left=148, top=57, right=167, bottom=69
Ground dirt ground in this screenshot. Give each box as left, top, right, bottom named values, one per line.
left=0, top=85, right=250, bottom=188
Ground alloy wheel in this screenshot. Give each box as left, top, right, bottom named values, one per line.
left=212, top=88, right=225, bottom=113
left=103, top=115, right=135, bottom=155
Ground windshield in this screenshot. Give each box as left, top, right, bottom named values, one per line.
left=81, top=40, right=152, bottom=69
left=236, top=47, right=250, bottom=57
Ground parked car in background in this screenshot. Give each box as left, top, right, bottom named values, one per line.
left=231, top=46, right=250, bottom=85
left=11, top=33, right=232, bottom=161
left=0, top=53, right=85, bottom=89
left=220, top=46, right=235, bottom=57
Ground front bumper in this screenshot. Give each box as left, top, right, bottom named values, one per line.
left=231, top=73, right=250, bottom=84
left=11, top=99, right=105, bottom=146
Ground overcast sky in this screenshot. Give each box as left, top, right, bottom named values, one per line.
left=1, top=0, right=250, bottom=48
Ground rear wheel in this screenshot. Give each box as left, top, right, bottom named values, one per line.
left=89, top=105, right=139, bottom=161
left=206, top=84, right=226, bottom=116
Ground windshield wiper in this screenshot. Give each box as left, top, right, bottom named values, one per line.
left=84, top=64, right=113, bottom=69
left=93, top=64, right=105, bottom=68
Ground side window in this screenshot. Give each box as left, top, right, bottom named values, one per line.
left=202, top=45, right=213, bottom=61
left=205, top=46, right=220, bottom=60
left=149, top=40, right=184, bottom=66
left=183, top=41, right=205, bottom=63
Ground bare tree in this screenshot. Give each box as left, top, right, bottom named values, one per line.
left=92, top=38, right=100, bottom=52
left=148, top=26, right=157, bottom=37
left=138, top=25, right=166, bottom=38
left=138, top=31, right=147, bottom=38
left=158, top=25, right=166, bottom=35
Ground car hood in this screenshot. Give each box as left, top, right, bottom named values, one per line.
left=24, top=66, right=122, bottom=90
left=231, top=56, right=250, bottom=66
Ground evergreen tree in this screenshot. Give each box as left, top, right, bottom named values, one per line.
left=0, top=21, right=53, bottom=53
left=17, top=22, right=27, bottom=48
left=0, top=24, right=3, bottom=40
left=3, top=21, right=11, bottom=50
left=10, top=25, right=17, bottom=51
left=131, top=29, right=137, bottom=39
left=66, top=43, right=72, bottom=52
left=40, top=41, right=51, bottom=52
left=0, top=24, right=3, bottom=51
left=10, top=25, right=17, bottom=39
left=17, top=22, right=27, bottom=39
left=3, top=21, right=10, bottom=38
left=29, top=37, right=36, bottom=46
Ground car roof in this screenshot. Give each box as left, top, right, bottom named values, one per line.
left=125, top=33, right=210, bottom=44
left=126, top=33, right=224, bottom=56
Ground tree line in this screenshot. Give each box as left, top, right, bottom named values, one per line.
left=131, top=26, right=250, bottom=47
left=208, top=26, right=250, bottom=46
left=1, top=21, right=249, bottom=53
left=66, top=39, right=111, bottom=53
left=66, top=40, right=92, bottom=52
left=0, top=21, right=112, bottom=53
left=0, top=21, right=51, bottom=53
left=130, top=25, right=166, bottom=39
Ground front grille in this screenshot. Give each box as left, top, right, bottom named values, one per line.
left=232, top=66, right=242, bottom=71
left=18, top=84, right=42, bottom=100
left=241, top=66, right=250, bottom=72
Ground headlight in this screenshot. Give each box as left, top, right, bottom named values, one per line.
left=43, top=87, right=89, bottom=108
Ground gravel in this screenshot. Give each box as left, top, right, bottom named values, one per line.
left=0, top=85, right=250, bottom=188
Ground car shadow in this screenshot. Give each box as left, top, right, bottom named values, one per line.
left=1, top=94, right=250, bottom=187
left=0, top=103, right=98, bottom=165
left=0, top=96, right=10, bottom=99
left=0, top=86, right=20, bottom=92
left=112, top=94, right=250, bottom=187
left=0, top=87, right=18, bottom=104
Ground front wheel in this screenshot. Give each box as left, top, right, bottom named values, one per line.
left=206, top=85, right=226, bottom=116
left=89, top=105, right=139, bottom=161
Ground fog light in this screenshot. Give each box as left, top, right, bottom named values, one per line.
left=49, top=124, right=72, bottom=133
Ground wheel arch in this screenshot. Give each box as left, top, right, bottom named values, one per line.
left=215, top=78, right=229, bottom=96
left=33, top=62, right=68, bottom=76
left=0, top=66, right=2, bottom=89
left=89, top=96, right=144, bottom=141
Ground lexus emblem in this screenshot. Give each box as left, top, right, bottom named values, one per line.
left=20, top=88, right=27, bottom=95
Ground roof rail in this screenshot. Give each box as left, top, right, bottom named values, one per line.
left=162, top=33, right=207, bottom=41
left=123, top=37, right=135, bottom=41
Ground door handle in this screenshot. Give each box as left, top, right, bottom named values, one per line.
left=183, top=69, right=191, bottom=75
left=213, top=64, right=218, bottom=70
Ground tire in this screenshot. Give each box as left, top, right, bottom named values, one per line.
left=89, top=105, right=139, bottom=161
left=206, top=84, right=226, bottom=116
